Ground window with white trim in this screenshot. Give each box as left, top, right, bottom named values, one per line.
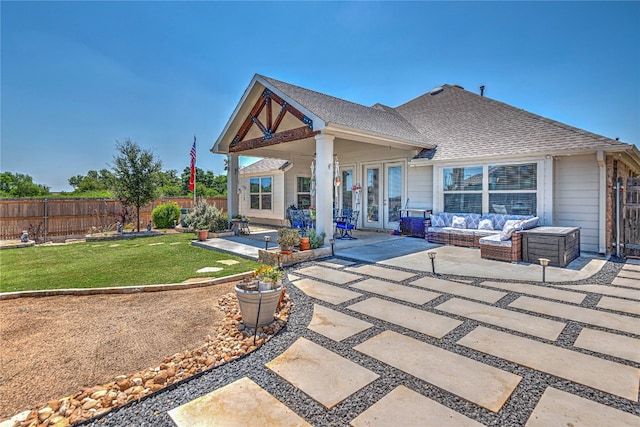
left=443, top=166, right=483, bottom=213
left=249, top=177, right=272, bottom=210
left=442, top=163, right=538, bottom=215
left=488, top=163, right=537, bottom=215
left=296, top=176, right=311, bottom=209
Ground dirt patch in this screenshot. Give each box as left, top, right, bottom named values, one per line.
left=0, top=282, right=237, bottom=419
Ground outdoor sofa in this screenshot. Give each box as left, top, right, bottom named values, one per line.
left=427, top=213, right=539, bottom=262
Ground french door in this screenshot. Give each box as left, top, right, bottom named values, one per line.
left=363, top=162, right=404, bottom=230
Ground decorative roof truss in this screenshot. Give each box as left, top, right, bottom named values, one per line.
left=230, top=89, right=318, bottom=152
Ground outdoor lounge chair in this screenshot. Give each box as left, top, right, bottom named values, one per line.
left=335, top=210, right=358, bottom=240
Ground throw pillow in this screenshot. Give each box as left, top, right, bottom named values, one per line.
left=451, top=215, right=467, bottom=229
left=499, top=224, right=516, bottom=241
left=504, top=219, right=524, bottom=231
left=478, top=218, right=494, bottom=231
left=431, top=214, right=446, bottom=228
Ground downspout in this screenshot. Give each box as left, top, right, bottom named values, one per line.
left=596, top=151, right=606, bottom=254
left=616, top=178, right=622, bottom=258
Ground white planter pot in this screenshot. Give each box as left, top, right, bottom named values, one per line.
left=234, top=283, right=283, bottom=327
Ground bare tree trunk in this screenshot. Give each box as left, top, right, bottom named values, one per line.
left=136, top=205, right=141, bottom=232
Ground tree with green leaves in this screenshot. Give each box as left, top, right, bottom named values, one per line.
left=111, top=139, right=162, bottom=232
left=0, top=172, right=50, bottom=197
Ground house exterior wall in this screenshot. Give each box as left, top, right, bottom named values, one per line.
left=284, top=161, right=314, bottom=210
left=407, top=165, right=433, bottom=210
left=553, top=154, right=599, bottom=253
left=239, top=172, right=286, bottom=223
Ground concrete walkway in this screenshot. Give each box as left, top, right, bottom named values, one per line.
left=168, top=255, right=640, bottom=426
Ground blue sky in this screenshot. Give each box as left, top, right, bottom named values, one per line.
left=2, top=1, right=639, bottom=191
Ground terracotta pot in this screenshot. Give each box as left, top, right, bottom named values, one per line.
left=280, top=245, right=292, bottom=255
left=299, top=237, right=310, bottom=251
left=196, top=229, right=209, bottom=241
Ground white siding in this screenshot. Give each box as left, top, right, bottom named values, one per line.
left=284, top=162, right=313, bottom=210
left=553, top=154, right=599, bottom=252
left=407, top=165, right=433, bottom=210
left=239, top=172, right=286, bottom=221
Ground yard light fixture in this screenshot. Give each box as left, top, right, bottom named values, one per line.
left=329, top=238, right=335, bottom=256
left=539, top=258, right=550, bottom=283
left=428, top=251, right=437, bottom=275
left=264, top=235, right=271, bottom=250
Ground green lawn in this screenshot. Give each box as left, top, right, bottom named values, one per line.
left=0, top=233, right=260, bottom=293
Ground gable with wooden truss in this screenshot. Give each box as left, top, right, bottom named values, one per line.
left=230, top=89, right=319, bottom=153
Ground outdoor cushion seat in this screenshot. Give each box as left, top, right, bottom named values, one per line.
left=478, top=233, right=512, bottom=248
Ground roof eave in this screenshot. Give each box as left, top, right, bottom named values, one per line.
left=325, top=123, right=435, bottom=150
left=409, top=143, right=637, bottom=167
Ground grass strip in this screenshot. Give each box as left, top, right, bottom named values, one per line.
left=0, top=233, right=260, bottom=292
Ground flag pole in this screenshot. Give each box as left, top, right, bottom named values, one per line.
left=193, top=134, right=197, bottom=206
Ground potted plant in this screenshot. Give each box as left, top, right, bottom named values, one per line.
left=184, top=199, right=229, bottom=240
left=235, top=265, right=284, bottom=327
left=277, top=227, right=300, bottom=254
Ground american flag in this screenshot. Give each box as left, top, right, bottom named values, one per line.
left=189, top=135, right=196, bottom=191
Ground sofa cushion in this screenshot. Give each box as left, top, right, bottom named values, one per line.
left=500, top=223, right=519, bottom=241
left=479, top=233, right=512, bottom=248
left=478, top=218, right=494, bottom=231
left=431, top=214, right=446, bottom=228
left=451, top=215, right=467, bottom=229
left=492, top=214, right=508, bottom=230
left=521, top=216, right=539, bottom=230
left=466, top=213, right=481, bottom=229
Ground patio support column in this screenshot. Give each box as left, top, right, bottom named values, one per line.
left=227, top=153, right=239, bottom=220
left=597, top=150, right=606, bottom=254
left=315, top=132, right=335, bottom=238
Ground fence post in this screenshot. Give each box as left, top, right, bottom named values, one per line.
left=43, top=199, right=48, bottom=243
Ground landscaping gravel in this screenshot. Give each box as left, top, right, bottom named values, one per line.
left=84, top=256, right=639, bottom=427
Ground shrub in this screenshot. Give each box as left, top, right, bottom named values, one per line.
left=152, top=203, right=181, bottom=229
left=277, top=227, right=301, bottom=248
left=306, top=229, right=326, bottom=249
left=184, top=199, right=228, bottom=232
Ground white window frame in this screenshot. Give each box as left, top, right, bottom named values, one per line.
left=437, top=160, right=543, bottom=214
left=296, top=175, right=311, bottom=208
left=249, top=175, right=273, bottom=211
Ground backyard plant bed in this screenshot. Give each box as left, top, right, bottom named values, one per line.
left=0, top=286, right=291, bottom=426
left=0, top=233, right=259, bottom=293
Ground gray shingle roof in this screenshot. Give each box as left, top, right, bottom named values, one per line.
left=395, top=84, right=627, bottom=161
left=239, top=158, right=288, bottom=175
left=259, top=75, right=431, bottom=146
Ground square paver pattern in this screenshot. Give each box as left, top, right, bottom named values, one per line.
left=526, top=387, right=640, bottom=427
left=350, top=278, right=440, bottom=305
left=345, top=264, right=416, bottom=282
left=308, top=304, right=373, bottom=341
left=167, top=377, right=311, bottom=427
left=509, top=296, right=640, bottom=335
left=348, top=297, right=462, bottom=338
left=458, top=326, right=640, bottom=401
left=411, top=277, right=507, bottom=303
left=354, top=330, right=522, bottom=412
left=436, top=298, right=566, bottom=341
left=597, top=296, right=640, bottom=315
left=266, top=337, right=379, bottom=409
left=350, top=385, right=484, bottom=427
left=573, top=328, right=640, bottom=363
left=481, top=280, right=586, bottom=304
left=295, top=265, right=361, bottom=284
left=294, top=278, right=363, bottom=305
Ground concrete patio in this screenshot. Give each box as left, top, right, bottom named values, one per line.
left=192, top=227, right=608, bottom=283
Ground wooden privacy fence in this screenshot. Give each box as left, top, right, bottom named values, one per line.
left=623, top=177, right=640, bottom=257
left=0, top=197, right=227, bottom=241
